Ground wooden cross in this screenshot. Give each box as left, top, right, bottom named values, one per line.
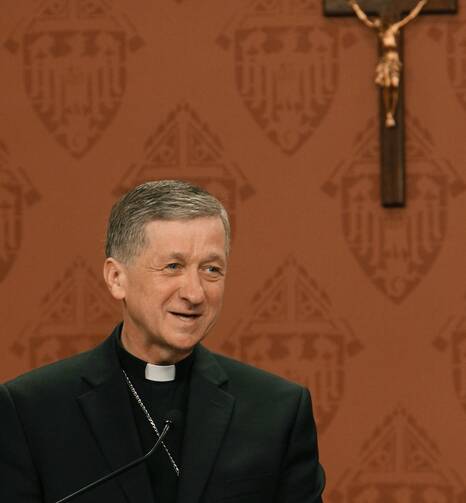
left=324, top=0, right=457, bottom=207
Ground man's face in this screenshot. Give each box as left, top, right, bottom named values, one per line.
left=113, top=217, right=227, bottom=363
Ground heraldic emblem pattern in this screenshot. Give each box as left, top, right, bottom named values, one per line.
left=222, top=256, right=361, bottom=433
left=329, top=407, right=465, bottom=503
left=114, top=102, right=255, bottom=238
left=4, top=0, right=143, bottom=158
left=429, top=21, right=466, bottom=112
left=10, top=258, right=120, bottom=369
left=323, top=115, right=465, bottom=303
left=217, top=0, right=339, bottom=154
left=0, top=139, right=40, bottom=283
left=434, top=299, right=466, bottom=418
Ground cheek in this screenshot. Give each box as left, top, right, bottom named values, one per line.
left=153, top=283, right=180, bottom=306
left=206, top=285, right=225, bottom=308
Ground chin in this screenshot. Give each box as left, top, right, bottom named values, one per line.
left=169, top=334, right=203, bottom=351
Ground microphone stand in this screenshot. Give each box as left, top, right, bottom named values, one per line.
left=55, top=420, right=172, bottom=503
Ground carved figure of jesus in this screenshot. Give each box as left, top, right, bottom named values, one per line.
left=348, top=0, right=428, bottom=127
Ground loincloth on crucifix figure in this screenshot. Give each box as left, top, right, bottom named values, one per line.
left=348, top=0, right=428, bottom=127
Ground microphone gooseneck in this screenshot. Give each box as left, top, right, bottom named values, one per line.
left=55, top=410, right=180, bottom=503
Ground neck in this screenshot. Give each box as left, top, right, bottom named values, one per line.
left=121, top=328, right=192, bottom=365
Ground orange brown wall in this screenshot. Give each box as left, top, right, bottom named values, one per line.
left=1, top=0, right=465, bottom=500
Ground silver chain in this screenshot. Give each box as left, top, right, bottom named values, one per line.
left=122, top=370, right=180, bottom=477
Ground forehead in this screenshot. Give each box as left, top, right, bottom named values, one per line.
left=142, top=217, right=226, bottom=256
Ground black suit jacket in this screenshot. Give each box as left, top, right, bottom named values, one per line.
left=0, top=328, right=325, bottom=502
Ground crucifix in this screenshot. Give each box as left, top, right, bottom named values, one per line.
left=324, top=0, right=458, bottom=207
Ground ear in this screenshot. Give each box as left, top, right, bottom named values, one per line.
left=103, top=257, right=127, bottom=300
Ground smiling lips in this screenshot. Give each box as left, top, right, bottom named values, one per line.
left=169, top=311, right=202, bottom=321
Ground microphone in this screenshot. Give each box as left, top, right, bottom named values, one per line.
left=55, top=410, right=181, bottom=503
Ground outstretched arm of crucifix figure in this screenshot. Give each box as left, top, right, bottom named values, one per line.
left=347, top=0, right=377, bottom=29
left=394, top=0, right=428, bottom=30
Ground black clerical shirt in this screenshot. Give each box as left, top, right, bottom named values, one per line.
left=116, top=336, right=193, bottom=503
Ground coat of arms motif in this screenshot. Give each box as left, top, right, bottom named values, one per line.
left=4, top=0, right=143, bottom=157
left=0, top=140, right=40, bottom=283
left=434, top=301, right=466, bottom=417
left=217, top=0, right=339, bottom=154
left=429, top=21, right=466, bottom=112
left=10, top=258, right=120, bottom=369
left=329, top=407, right=465, bottom=502
left=323, top=116, right=465, bottom=303
left=113, top=102, right=255, bottom=237
left=222, top=257, right=361, bottom=433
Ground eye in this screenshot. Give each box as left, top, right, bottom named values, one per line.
left=204, top=265, right=223, bottom=276
left=166, top=263, right=181, bottom=271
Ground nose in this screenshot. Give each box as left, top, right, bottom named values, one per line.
left=178, top=269, right=205, bottom=305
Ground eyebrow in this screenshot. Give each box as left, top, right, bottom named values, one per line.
left=166, top=252, right=186, bottom=262
left=203, top=253, right=226, bottom=266
left=166, top=252, right=226, bottom=266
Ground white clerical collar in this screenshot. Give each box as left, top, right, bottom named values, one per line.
left=145, top=362, right=176, bottom=382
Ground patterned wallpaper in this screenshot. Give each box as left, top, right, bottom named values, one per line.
left=1, top=0, right=466, bottom=501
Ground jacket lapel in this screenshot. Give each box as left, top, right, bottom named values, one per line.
left=176, top=345, right=235, bottom=503
left=77, top=332, right=154, bottom=503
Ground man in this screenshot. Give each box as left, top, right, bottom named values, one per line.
left=0, top=180, right=325, bottom=502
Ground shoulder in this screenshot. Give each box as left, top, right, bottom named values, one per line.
left=3, top=336, right=114, bottom=400
left=207, top=348, right=306, bottom=398
left=200, top=348, right=314, bottom=428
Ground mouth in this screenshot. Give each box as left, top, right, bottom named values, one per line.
left=169, top=311, right=202, bottom=322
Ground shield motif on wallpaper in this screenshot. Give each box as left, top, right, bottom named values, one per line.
left=113, top=102, right=256, bottom=238
left=0, top=142, right=40, bottom=283
left=218, top=0, right=339, bottom=154
left=328, top=407, right=465, bottom=502
left=428, top=21, right=466, bottom=112
left=446, top=22, right=466, bottom=111
left=4, top=0, right=143, bottom=158
left=323, top=117, right=466, bottom=303
left=434, top=310, right=466, bottom=416
left=222, top=257, right=362, bottom=433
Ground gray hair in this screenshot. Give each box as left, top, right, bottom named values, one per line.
left=105, top=180, right=230, bottom=262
